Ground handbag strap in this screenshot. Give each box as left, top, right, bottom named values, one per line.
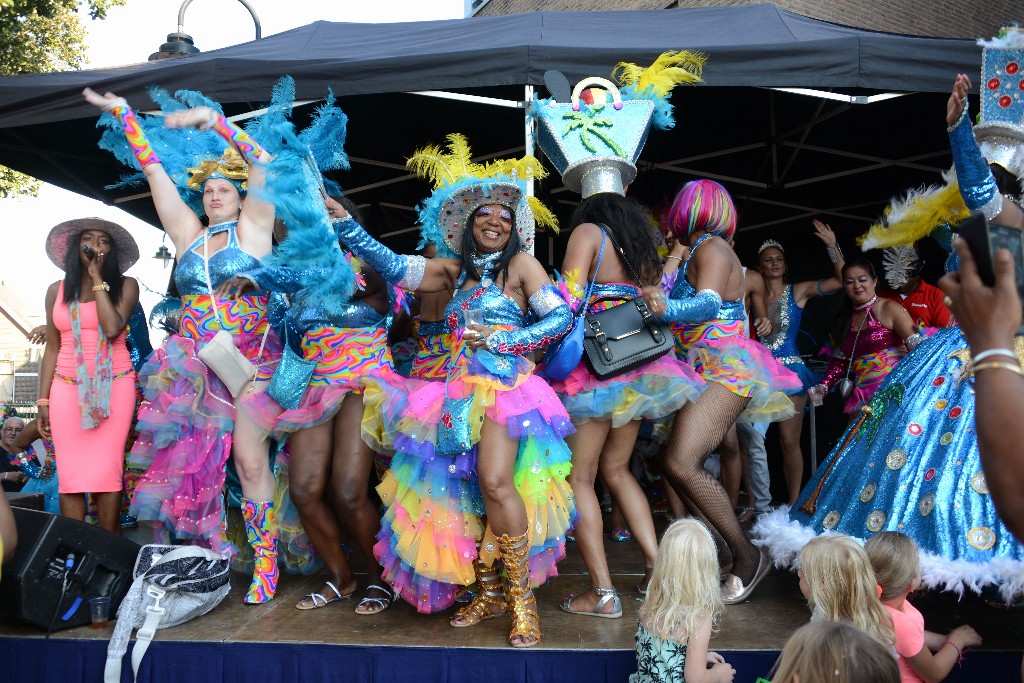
left=574, top=234, right=605, bottom=320
left=596, top=223, right=644, bottom=289
left=201, top=230, right=271, bottom=369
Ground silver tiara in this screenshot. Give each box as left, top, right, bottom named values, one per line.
left=758, top=239, right=784, bottom=255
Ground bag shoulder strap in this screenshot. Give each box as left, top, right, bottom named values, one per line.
left=575, top=234, right=606, bottom=320
left=202, top=234, right=271, bottom=372
left=596, top=224, right=644, bottom=288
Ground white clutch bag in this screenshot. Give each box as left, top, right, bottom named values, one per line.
left=198, top=330, right=257, bottom=398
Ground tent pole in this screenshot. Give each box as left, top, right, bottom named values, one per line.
left=524, top=84, right=535, bottom=256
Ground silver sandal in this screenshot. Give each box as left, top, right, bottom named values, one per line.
left=559, top=584, right=623, bottom=619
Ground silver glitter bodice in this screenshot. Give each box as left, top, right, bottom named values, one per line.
left=175, top=221, right=263, bottom=296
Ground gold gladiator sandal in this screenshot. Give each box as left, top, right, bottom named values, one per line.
left=450, top=559, right=508, bottom=627
left=497, top=529, right=541, bottom=648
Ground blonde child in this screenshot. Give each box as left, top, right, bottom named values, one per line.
left=631, top=519, right=735, bottom=683
left=865, top=531, right=981, bottom=683
left=770, top=621, right=900, bottom=683
left=797, top=535, right=895, bottom=648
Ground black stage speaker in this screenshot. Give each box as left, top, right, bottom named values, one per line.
left=0, top=508, right=140, bottom=631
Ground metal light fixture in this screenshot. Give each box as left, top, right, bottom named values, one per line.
left=153, top=244, right=173, bottom=267
left=149, top=0, right=262, bottom=61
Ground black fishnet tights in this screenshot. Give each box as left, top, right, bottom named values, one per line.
left=661, top=382, right=761, bottom=583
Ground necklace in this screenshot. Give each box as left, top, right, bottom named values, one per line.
left=472, top=251, right=502, bottom=287
left=853, top=294, right=877, bottom=311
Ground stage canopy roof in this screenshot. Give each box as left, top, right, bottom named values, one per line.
left=0, top=3, right=982, bottom=273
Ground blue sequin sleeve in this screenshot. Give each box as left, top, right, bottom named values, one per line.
left=661, top=288, right=722, bottom=323
left=239, top=264, right=311, bottom=295
left=948, top=108, right=1003, bottom=218
left=332, top=217, right=415, bottom=287
left=485, top=285, right=572, bottom=355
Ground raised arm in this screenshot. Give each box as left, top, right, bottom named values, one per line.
left=793, top=220, right=844, bottom=303
left=946, top=74, right=1024, bottom=230
left=328, top=203, right=458, bottom=293
left=83, top=88, right=202, bottom=252
left=163, top=106, right=275, bottom=255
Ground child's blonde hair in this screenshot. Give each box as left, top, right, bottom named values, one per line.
left=771, top=621, right=900, bottom=683
left=864, top=531, right=920, bottom=601
left=799, top=535, right=895, bottom=647
left=640, top=518, right=723, bottom=642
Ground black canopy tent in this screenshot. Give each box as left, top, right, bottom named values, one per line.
left=0, top=4, right=982, bottom=274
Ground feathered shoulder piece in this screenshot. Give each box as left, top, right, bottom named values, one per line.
left=858, top=171, right=970, bottom=251
left=613, top=50, right=706, bottom=130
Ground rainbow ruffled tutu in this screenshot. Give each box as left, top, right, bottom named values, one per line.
left=550, top=355, right=704, bottom=426
left=374, top=335, right=576, bottom=613
left=240, top=326, right=407, bottom=455
left=129, top=295, right=281, bottom=556
left=672, top=319, right=801, bottom=423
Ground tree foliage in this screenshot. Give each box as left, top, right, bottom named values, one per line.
left=0, top=0, right=126, bottom=197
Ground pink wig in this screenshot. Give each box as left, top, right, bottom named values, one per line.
left=667, top=179, right=737, bottom=242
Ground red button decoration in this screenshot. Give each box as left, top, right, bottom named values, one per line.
left=933, top=376, right=945, bottom=387
left=949, top=406, right=963, bottom=419
left=908, top=423, right=923, bottom=436
left=925, top=468, right=936, bottom=481
left=1007, top=61, right=1020, bottom=75
left=989, top=78, right=1001, bottom=90
left=1000, top=95, right=1013, bottom=108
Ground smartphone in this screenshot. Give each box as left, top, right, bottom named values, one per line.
left=955, top=211, right=1024, bottom=334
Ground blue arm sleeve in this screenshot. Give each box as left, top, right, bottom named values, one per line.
left=661, top=288, right=723, bottom=324
left=332, top=217, right=422, bottom=288
left=486, top=285, right=572, bottom=355
left=238, top=265, right=318, bottom=295
left=948, top=108, right=1003, bottom=218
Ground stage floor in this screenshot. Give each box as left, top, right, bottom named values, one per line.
left=2, top=523, right=1022, bottom=657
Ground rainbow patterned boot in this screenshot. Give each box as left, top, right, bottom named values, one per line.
left=241, top=498, right=279, bottom=604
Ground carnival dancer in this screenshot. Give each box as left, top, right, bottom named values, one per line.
left=330, top=135, right=574, bottom=647
left=533, top=53, right=708, bottom=617
left=757, top=221, right=843, bottom=506
left=642, top=179, right=802, bottom=604
left=37, top=218, right=139, bottom=533
left=810, top=259, right=919, bottom=419
left=753, top=30, right=1024, bottom=601
left=84, top=87, right=284, bottom=602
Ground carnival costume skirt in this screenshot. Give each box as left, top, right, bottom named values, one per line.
left=409, top=331, right=453, bottom=381
left=241, top=326, right=407, bottom=454
left=128, top=294, right=281, bottom=556
left=752, top=327, right=1024, bottom=601
left=838, top=347, right=906, bottom=414
left=374, top=341, right=576, bottom=614
left=780, top=359, right=822, bottom=395
left=673, top=319, right=801, bottom=422
left=549, top=355, right=704, bottom=427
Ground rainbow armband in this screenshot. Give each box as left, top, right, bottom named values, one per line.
left=107, top=102, right=161, bottom=168
left=210, top=113, right=266, bottom=164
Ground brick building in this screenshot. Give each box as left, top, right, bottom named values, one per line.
left=469, top=0, right=1017, bottom=40
left=0, top=283, right=44, bottom=409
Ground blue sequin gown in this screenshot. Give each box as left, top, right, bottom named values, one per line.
left=753, top=326, right=1024, bottom=600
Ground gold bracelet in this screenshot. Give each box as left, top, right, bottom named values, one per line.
left=92, top=282, right=110, bottom=292
left=973, top=361, right=1024, bottom=377
left=665, top=255, right=683, bottom=262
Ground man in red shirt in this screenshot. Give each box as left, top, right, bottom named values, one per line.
left=879, top=245, right=953, bottom=329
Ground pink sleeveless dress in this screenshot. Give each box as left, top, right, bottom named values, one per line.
left=50, top=282, right=135, bottom=493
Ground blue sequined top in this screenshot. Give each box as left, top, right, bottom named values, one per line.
left=417, top=318, right=448, bottom=336
left=763, top=284, right=804, bottom=364
left=584, top=282, right=641, bottom=311
left=175, top=221, right=264, bottom=296
left=668, top=235, right=745, bottom=322
left=446, top=285, right=524, bottom=331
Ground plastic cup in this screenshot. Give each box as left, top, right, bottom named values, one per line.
left=808, top=385, right=824, bottom=407
left=89, top=596, right=111, bottom=629
left=463, top=308, right=484, bottom=330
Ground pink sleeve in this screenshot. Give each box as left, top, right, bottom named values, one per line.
left=886, top=604, right=925, bottom=658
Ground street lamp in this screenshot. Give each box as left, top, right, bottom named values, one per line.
left=149, top=0, right=262, bottom=61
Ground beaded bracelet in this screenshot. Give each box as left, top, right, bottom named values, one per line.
left=943, top=640, right=965, bottom=665
left=972, top=348, right=1016, bottom=364
left=972, top=361, right=1024, bottom=377
left=35, top=398, right=50, bottom=406
left=665, top=255, right=683, bottom=262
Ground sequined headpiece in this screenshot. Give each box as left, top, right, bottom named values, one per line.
left=534, top=51, right=704, bottom=198
left=758, top=239, right=784, bottom=255
left=407, top=133, right=558, bottom=257
left=186, top=148, right=248, bottom=191
left=976, top=25, right=1024, bottom=179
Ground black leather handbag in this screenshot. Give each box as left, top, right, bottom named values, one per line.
left=582, top=225, right=673, bottom=380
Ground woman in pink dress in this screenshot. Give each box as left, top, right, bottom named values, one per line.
left=37, top=218, right=140, bottom=534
